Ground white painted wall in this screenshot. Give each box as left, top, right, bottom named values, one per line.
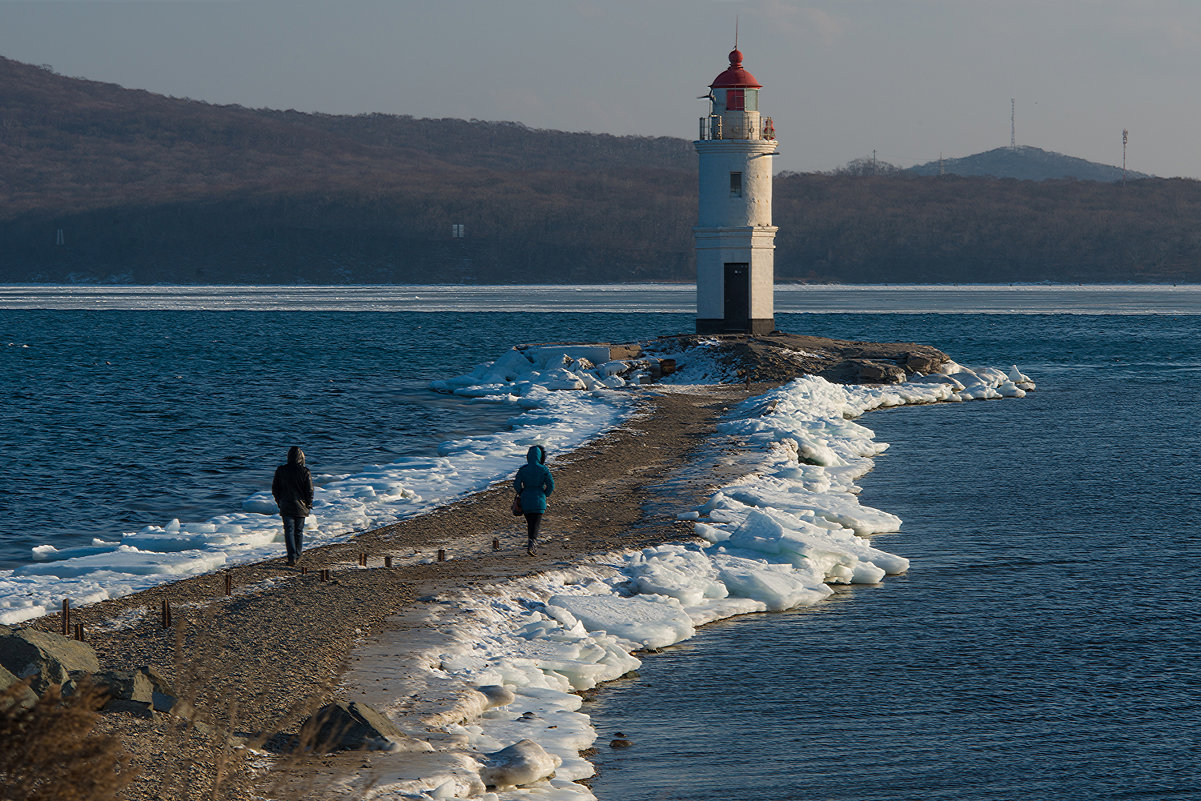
left=695, top=139, right=777, bottom=228
left=693, top=113, right=778, bottom=330
left=694, top=227, right=777, bottom=320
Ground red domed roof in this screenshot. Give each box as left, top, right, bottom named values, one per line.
left=710, top=49, right=762, bottom=89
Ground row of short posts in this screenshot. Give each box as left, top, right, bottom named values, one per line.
left=61, top=599, right=85, bottom=642
left=58, top=543, right=492, bottom=639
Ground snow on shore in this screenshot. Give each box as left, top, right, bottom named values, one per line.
left=1, top=336, right=1034, bottom=800
left=0, top=387, right=634, bottom=625
left=369, top=353, right=1034, bottom=800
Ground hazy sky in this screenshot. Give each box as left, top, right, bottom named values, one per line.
left=2, top=0, right=1199, bottom=177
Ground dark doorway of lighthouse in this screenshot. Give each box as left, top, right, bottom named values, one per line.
left=723, top=263, right=750, bottom=331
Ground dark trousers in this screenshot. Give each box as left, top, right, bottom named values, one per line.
left=282, top=515, right=306, bottom=561
left=524, top=512, right=542, bottom=543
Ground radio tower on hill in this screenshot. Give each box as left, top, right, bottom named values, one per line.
left=1122, top=129, right=1129, bottom=184
left=1010, top=98, right=1016, bottom=149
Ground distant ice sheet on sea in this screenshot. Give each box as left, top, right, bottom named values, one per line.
left=353, top=351, right=1034, bottom=800
left=4, top=283, right=1201, bottom=314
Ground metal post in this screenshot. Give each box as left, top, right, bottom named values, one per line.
left=74, top=623, right=84, bottom=642
left=224, top=573, right=232, bottom=596
left=492, top=538, right=500, bottom=551
left=161, top=599, right=171, bottom=629
left=384, top=555, right=393, bottom=568
left=437, top=549, right=446, bottom=562
left=359, top=553, right=367, bottom=567
left=61, top=599, right=69, bottom=636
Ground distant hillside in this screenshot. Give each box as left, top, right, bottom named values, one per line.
left=3, top=56, right=1201, bottom=284
left=0, top=56, right=694, bottom=216
left=909, top=145, right=1149, bottom=182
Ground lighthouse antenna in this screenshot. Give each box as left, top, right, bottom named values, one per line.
left=735, top=16, right=739, bottom=50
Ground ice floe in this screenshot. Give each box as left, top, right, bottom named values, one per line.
left=360, top=362, right=1034, bottom=800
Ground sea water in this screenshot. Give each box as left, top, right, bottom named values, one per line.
left=3, top=286, right=1199, bottom=798
left=0, top=308, right=672, bottom=571
left=588, top=313, right=1201, bottom=800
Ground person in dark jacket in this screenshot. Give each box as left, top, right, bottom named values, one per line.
left=513, top=445, right=554, bottom=556
left=272, top=446, right=314, bottom=566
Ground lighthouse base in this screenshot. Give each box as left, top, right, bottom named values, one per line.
left=696, top=318, right=776, bottom=336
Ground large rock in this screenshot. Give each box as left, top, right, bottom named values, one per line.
left=298, top=701, right=432, bottom=753
left=0, top=626, right=99, bottom=694
left=476, top=684, right=515, bottom=710
left=93, top=665, right=182, bottom=717
left=480, top=739, right=560, bottom=790
left=0, top=664, right=38, bottom=710
left=904, top=351, right=946, bottom=374
left=853, top=359, right=907, bottom=384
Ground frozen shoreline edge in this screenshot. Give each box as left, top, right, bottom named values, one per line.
left=339, top=360, right=1034, bottom=800
left=0, top=387, right=636, bottom=625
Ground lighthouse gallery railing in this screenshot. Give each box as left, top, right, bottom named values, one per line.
left=698, top=116, right=775, bottom=141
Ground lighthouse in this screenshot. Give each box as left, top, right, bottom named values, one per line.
left=694, top=47, right=778, bottom=335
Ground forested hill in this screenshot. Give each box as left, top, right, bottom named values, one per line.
left=0, top=56, right=694, bottom=214
left=908, top=145, right=1149, bottom=182
left=3, top=55, right=1201, bottom=284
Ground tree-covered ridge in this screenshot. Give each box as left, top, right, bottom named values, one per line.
left=0, top=56, right=695, bottom=217
left=2, top=55, right=1201, bottom=284
left=907, top=145, right=1150, bottom=183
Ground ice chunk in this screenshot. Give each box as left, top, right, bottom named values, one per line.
left=713, top=553, right=832, bottom=611
left=627, top=546, right=726, bottom=606
left=16, top=546, right=226, bottom=578
left=479, top=738, right=561, bottom=790
left=547, top=594, right=695, bottom=650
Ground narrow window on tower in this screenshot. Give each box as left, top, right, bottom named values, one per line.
left=727, top=89, right=745, bottom=111
left=730, top=172, right=743, bottom=197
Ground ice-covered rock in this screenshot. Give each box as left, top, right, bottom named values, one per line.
left=480, top=738, right=561, bottom=789
left=476, top=684, right=516, bottom=710
left=299, top=701, right=434, bottom=753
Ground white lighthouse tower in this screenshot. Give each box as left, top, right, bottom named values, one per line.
left=694, top=47, right=778, bottom=335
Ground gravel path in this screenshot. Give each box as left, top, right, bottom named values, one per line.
left=29, top=385, right=748, bottom=800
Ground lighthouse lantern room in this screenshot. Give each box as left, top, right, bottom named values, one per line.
left=694, top=47, right=778, bottom=335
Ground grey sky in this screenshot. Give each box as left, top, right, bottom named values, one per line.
left=2, top=0, right=1198, bottom=177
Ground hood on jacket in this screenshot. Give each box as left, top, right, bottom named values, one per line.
left=526, top=445, right=546, bottom=464
left=287, top=446, right=306, bottom=467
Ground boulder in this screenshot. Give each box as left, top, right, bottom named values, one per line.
left=480, top=739, right=560, bottom=790
left=854, top=360, right=907, bottom=384
left=298, top=701, right=431, bottom=753
left=0, top=664, right=38, bottom=710
left=904, top=351, right=946, bottom=374
left=93, top=669, right=154, bottom=705
left=0, top=626, right=99, bottom=694
left=140, top=665, right=184, bottom=714
left=93, top=666, right=182, bottom=716
left=476, top=684, right=515, bottom=710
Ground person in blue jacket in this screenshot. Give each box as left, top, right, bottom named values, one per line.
left=514, top=445, right=554, bottom=556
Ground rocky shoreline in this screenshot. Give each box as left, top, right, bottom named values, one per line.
left=1, top=333, right=953, bottom=800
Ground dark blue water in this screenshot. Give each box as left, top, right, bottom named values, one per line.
left=6, top=298, right=1198, bottom=797
left=590, top=314, right=1201, bottom=800
left=0, top=310, right=683, bottom=569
